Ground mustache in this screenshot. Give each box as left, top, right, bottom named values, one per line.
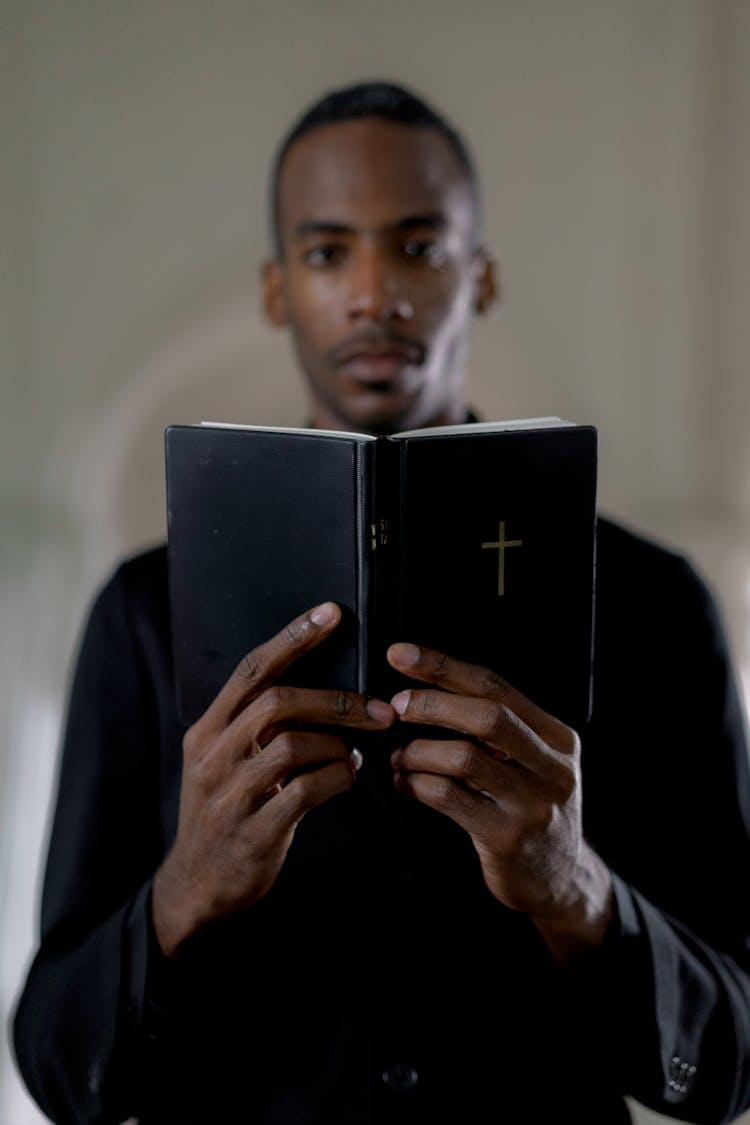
left=327, top=329, right=426, bottom=368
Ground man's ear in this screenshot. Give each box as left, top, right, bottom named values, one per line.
left=473, top=249, right=501, bottom=317
left=261, top=259, right=289, bottom=327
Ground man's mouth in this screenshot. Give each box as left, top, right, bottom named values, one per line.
left=340, top=352, right=414, bottom=383
left=333, top=336, right=425, bottom=386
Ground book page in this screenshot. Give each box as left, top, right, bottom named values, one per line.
left=197, top=418, right=577, bottom=441
left=198, top=420, right=376, bottom=441
left=393, top=417, right=575, bottom=439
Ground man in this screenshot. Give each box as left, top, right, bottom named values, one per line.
left=12, top=82, right=750, bottom=1124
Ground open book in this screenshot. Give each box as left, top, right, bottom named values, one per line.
left=165, top=417, right=598, bottom=730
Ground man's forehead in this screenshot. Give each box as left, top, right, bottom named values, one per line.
left=277, top=118, right=474, bottom=234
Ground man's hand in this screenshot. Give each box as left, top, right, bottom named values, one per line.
left=387, top=642, right=613, bottom=965
left=152, top=602, right=394, bottom=957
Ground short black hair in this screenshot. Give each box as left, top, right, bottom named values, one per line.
left=270, top=80, right=479, bottom=256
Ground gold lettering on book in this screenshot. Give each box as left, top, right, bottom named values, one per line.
left=370, top=518, right=390, bottom=550
left=481, top=521, right=523, bottom=596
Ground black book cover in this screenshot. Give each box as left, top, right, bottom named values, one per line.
left=165, top=419, right=597, bottom=732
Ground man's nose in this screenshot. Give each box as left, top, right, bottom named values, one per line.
left=346, top=251, right=414, bottom=322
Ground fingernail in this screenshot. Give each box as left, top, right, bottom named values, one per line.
left=391, top=690, right=411, bottom=716
left=349, top=747, right=363, bottom=772
left=390, top=749, right=401, bottom=768
left=389, top=642, right=420, bottom=667
left=310, top=602, right=337, bottom=626
left=366, top=698, right=394, bottom=724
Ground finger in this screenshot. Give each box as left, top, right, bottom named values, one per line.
left=390, top=687, right=555, bottom=774
left=200, top=602, right=343, bottom=732
left=394, top=768, right=503, bottom=842
left=393, top=737, right=572, bottom=806
left=387, top=642, right=569, bottom=741
left=236, top=731, right=354, bottom=814
left=258, top=757, right=358, bottom=835
left=229, top=684, right=394, bottom=749
left=391, top=739, right=526, bottom=803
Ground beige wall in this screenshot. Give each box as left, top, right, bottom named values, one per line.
left=2, top=3, right=749, bottom=1122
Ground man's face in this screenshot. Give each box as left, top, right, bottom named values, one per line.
left=264, top=118, right=495, bottom=434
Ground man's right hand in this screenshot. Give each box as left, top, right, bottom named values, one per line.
left=152, top=601, right=394, bottom=957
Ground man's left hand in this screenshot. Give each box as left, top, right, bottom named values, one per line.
left=387, top=641, right=614, bottom=965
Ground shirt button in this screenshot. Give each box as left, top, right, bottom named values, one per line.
left=382, top=1062, right=419, bottom=1092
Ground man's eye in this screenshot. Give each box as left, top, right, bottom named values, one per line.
left=402, top=239, right=445, bottom=265
left=303, top=245, right=345, bottom=267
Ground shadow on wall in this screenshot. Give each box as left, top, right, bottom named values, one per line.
left=59, top=287, right=307, bottom=565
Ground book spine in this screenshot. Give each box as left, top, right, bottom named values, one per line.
left=363, top=438, right=400, bottom=700
left=355, top=442, right=375, bottom=695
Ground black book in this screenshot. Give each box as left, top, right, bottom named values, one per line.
left=165, top=418, right=598, bottom=731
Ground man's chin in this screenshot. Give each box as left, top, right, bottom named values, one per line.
left=345, top=407, right=421, bottom=437
left=327, top=387, right=422, bottom=436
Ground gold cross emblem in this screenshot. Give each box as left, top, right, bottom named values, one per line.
left=481, top=521, right=523, bottom=596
